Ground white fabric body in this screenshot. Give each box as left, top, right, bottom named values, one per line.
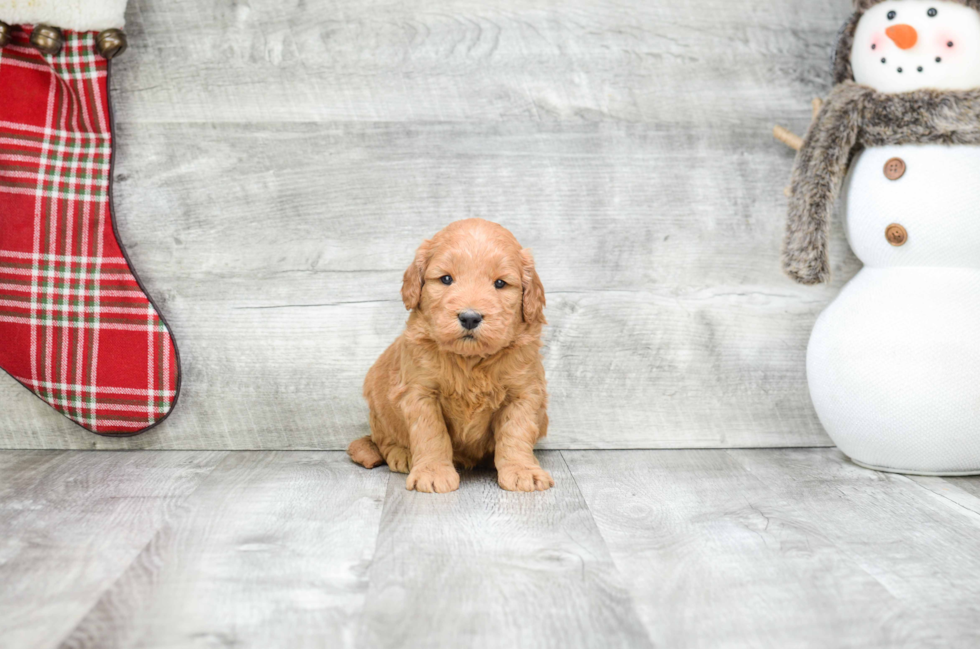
left=0, top=0, right=127, bottom=31
left=843, top=144, right=980, bottom=269
left=808, top=145, right=980, bottom=474
left=851, top=0, right=980, bottom=94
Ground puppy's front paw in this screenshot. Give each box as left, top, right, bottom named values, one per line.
left=385, top=447, right=412, bottom=474
left=406, top=464, right=460, bottom=493
left=498, top=465, right=555, bottom=492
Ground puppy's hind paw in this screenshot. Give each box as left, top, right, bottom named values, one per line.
left=348, top=436, right=384, bottom=469
left=406, top=464, right=460, bottom=493
left=498, top=465, right=554, bottom=492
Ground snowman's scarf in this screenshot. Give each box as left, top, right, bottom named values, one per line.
left=783, top=81, right=980, bottom=284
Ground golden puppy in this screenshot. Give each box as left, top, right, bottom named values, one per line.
left=347, top=218, right=553, bottom=493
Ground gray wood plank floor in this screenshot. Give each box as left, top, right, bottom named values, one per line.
left=4, top=449, right=980, bottom=648
left=0, top=451, right=226, bottom=649
left=357, top=453, right=651, bottom=649
left=0, top=0, right=854, bottom=450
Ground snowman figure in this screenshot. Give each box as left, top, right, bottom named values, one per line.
left=781, top=0, right=980, bottom=474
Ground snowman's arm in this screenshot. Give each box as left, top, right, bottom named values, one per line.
left=773, top=126, right=803, bottom=151
left=772, top=99, right=824, bottom=151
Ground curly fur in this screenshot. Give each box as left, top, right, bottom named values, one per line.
left=784, top=81, right=980, bottom=284
left=347, top=219, right=553, bottom=493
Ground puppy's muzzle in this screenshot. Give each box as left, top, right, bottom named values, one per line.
left=458, top=310, right=483, bottom=330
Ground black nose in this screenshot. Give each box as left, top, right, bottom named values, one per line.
left=458, top=310, right=483, bottom=330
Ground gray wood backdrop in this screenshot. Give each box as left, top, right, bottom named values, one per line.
left=0, top=0, right=858, bottom=450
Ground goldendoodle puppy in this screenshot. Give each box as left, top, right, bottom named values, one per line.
left=347, top=218, right=553, bottom=493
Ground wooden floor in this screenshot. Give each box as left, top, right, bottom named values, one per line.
left=3, top=449, right=980, bottom=648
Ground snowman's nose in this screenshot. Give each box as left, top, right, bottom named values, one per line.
left=886, top=24, right=918, bottom=49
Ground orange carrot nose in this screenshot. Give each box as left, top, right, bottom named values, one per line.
left=886, top=24, right=918, bottom=49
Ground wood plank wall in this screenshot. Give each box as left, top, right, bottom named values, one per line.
left=0, top=0, right=855, bottom=449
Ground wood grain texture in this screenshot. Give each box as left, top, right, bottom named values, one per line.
left=0, top=450, right=224, bottom=649
left=356, top=451, right=652, bottom=649
left=563, top=448, right=980, bottom=649
left=59, top=451, right=389, bottom=649
left=0, top=0, right=855, bottom=449
left=6, top=449, right=980, bottom=648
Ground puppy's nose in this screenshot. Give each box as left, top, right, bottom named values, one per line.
left=458, top=310, right=483, bottom=330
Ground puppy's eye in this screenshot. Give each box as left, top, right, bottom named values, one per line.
left=927, top=7, right=937, bottom=17
left=440, top=275, right=453, bottom=285
left=494, top=279, right=507, bottom=289
left=887, top=10, right=896, bottom=19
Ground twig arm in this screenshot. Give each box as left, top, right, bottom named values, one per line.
left=773, top=125, right=803, bottom=151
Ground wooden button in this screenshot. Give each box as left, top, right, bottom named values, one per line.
left=883, top=157, right=906, bottom=180
left=885, top=223, right=908, bottom=246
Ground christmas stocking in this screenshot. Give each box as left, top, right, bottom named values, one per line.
left=0, top=1, right=180, bottom=435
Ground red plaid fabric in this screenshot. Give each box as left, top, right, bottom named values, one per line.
left=0, top=26, right=179, bottom=435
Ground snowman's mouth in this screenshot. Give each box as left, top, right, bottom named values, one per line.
left=879, top=56, right=941, bottom=75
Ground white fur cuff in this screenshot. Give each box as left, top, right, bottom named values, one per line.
left=0, top=0, right=128, bottom=31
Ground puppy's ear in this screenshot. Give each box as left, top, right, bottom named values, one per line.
left=520, top=248, right=546, bottom=325
left=401, top=239, right=433, bottom=310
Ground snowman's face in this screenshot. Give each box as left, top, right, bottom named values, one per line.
left=851, top=0, right=980, bottom=92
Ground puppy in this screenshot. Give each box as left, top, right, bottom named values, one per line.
left=347, top=218, right=553, bottom=493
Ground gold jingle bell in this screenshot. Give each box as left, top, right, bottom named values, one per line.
left=31, top=24, right=63, bottom=56
left=96, top=28, right=127, bottom=60
left=0, top=21, right=12, bottom=48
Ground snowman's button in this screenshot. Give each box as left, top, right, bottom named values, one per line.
left=885, top=223, right=908, bottom=246
left=883, top=157, right=906, bottom=180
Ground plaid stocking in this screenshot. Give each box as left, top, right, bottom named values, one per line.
left=0, top=9, right=180, bottom=435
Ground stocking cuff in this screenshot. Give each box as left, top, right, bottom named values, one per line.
left=0, top=0, right=128, bottom=31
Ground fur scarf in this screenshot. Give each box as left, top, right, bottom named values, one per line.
left=783, top=81, right=980, bottom=284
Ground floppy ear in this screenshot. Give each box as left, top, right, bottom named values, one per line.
left=519, top=248, right=546, bottom=325
left=401, top=239, right=432, bottom=310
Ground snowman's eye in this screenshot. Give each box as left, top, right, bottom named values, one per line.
left=887, top=10, right=897, bottom=20
left=927, top=7, right=937, bottom=17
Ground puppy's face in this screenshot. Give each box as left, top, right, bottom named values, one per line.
left=401, top=219, right=545, bottom=357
